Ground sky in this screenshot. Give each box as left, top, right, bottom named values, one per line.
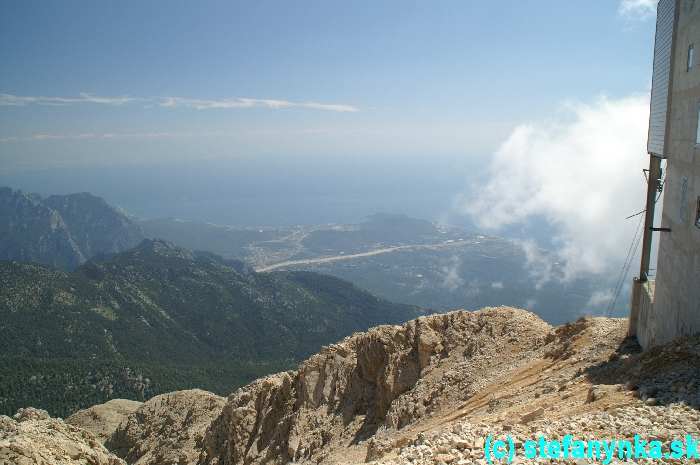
left=0, top=0, right=662, bottom=292
left=1, top=0, right=656, bottom=168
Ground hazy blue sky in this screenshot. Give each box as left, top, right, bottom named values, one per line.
left=0, top=0, right=662, bottom=319
left=1, top=1, right=656, bottom=170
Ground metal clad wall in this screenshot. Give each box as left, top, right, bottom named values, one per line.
left=648, top=0, right=677, bottom=157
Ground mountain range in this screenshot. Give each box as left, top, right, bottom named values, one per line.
left=0, top=187, right=143, bottom=270
left=0, top=186, right=614, bottom=418
left=1, top=185, right=612, bottom=326
left=0, top=238, right=421, bottom=416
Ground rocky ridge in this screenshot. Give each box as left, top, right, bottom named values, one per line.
left=366, top=317, right=700, bottom=465
left=1, top=306, right=698, bottom=465
left=199, top=307, right=551, bottom=465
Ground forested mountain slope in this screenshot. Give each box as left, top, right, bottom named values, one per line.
left=0, top=239, right=422, bottom=416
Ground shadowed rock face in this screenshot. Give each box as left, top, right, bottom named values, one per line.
left=199, top=307, right=552, bottom=465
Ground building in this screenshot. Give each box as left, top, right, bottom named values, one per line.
left=630, top=0, right=700, bottom=348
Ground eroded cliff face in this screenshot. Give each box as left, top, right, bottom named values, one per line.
left=199, top=307, right=552, bottom=465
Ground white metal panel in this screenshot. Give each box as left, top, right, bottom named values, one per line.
left=648, top=0, right=678, bottom=157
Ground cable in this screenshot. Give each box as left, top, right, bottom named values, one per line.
left=624, top=167, right=666, bottom=220
left=606, top=221, right=643, bottom=316
left=605, top=160, right=667, bottom=316
left=626, top=209, right=646, bottom=219
left=612, top=221, right=644, bottom=315
left=622, top=163, right=666, bottom=221
left=605, top=213, right=644, bottom=316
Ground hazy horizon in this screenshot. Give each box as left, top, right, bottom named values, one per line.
left=1, top=0, right=662, bottom=296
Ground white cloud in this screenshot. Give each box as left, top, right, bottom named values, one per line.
left=586, top=289, right=614, bottom=309
left=517, top=239, right=562, bottom=288
left=440, top=255, right=465, bottom=291
left=77, top=93, right=138, bottom=105
left=0, top=92, right=137, bottom=106
left=456, top=95, right=650, bottom=280
left=0, top=92, right=359, bottom=113
left=619, top=0, right=656, bottom=20
left=300, top=102, right=359, bottom=113
left=30, top=132, right=178, bottom=140
left=159, top=96, right=358, bottom=112
left=0, top=131, right=204, bottom=142
left=490, top=281, right=504, bottom=289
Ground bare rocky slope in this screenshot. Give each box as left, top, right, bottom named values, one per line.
left=106, top=390, right=226, bottom=465
left=1, top=306, right=699, bottom=465
left=199, top=307, right=551, bottom=465
left=66, top=399, right=143, bottom=443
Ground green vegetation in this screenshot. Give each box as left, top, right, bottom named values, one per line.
left=0, top=357, right=289, bottom=418
left=0, top=240, right=421, bottom=417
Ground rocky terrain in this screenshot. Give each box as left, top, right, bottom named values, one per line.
left=66, top=399, right=142, bottom=443
left=0, top=407, right=125, bottom=465
left=198, top=307, right=550, bottom=465
left=106, top=390, right=225, bottom=465
left=1, top=306, right=698, bottom=464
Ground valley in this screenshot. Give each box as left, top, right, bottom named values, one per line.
left=140, top=214, right=616, bottom=324
left=254, top=238, right=471, bottom=272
